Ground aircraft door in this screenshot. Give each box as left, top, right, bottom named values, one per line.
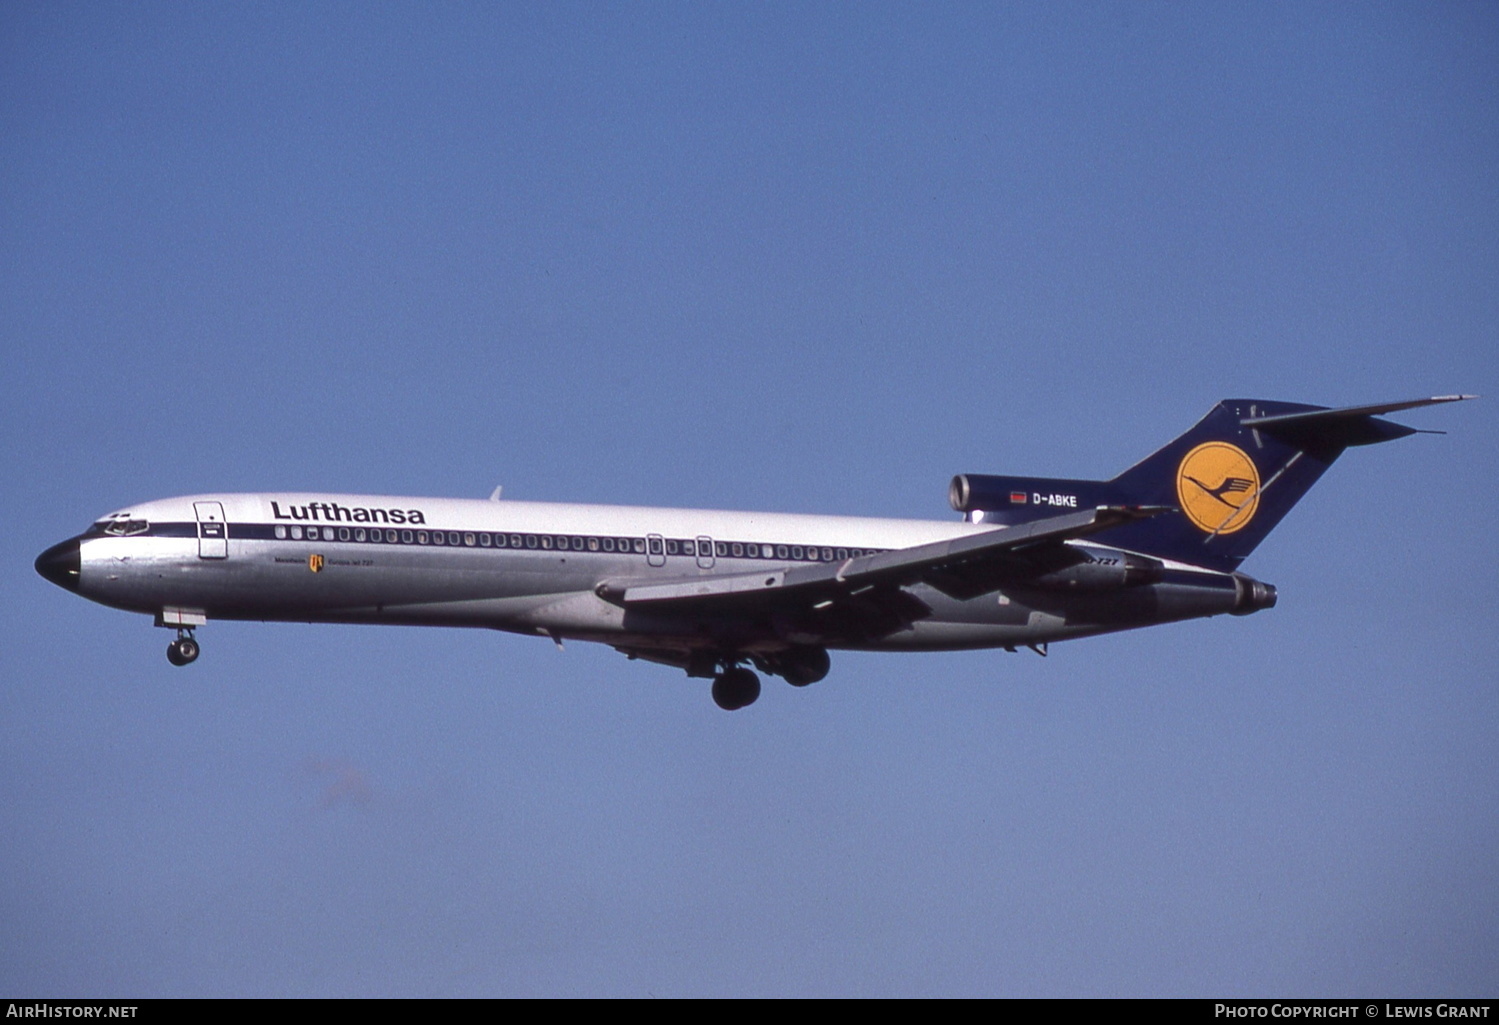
left=647, top=534, right=666, bottom=568
left=696, top=536, right=715, bottom=570
left=194, top=502, right=228, bottom=559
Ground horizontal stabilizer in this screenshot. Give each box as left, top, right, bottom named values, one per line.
left=1241, top=395, right=1477, bottom=452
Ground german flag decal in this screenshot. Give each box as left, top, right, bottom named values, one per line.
left=308, top=553, right=324, bottom=573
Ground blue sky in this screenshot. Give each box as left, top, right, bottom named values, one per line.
left=3, top=2, right=1495, bottom=996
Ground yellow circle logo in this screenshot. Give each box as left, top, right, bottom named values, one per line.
left=1176, top=442, right=1260, bottom=534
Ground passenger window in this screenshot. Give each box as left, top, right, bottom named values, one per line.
left=338, top=527, right=350, bottom=541
left=587, top=537, right=599, bottom=552
left=433, top=532, right=445, bottom=545
left=275, top=526, right=287, bottom=539
left=291, top=526, right=303, bottom=540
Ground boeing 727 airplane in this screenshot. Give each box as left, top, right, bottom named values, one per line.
left=36, top=396, right=1471, bottom=709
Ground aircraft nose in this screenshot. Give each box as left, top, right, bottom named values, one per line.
left=35, top=538, right=81, bottom=592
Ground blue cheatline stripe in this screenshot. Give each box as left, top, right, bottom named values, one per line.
left=124, top=522, right=887, bottom=565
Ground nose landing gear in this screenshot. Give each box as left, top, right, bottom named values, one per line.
left=166, top=630, right=200, bottom=666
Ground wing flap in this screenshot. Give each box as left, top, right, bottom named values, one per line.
left=613, top=568, right=792, bottom=604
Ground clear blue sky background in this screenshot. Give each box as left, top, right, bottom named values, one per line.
left=3, top=2, right=1495, bottom=997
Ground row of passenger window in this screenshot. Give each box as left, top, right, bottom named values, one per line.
left=270, top=523, right=882, bottom=563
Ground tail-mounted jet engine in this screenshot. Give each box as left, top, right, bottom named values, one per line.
left=1231, top=573, right=1278, bottom=615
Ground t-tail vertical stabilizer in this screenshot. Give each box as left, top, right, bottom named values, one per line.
left=949, top=395, right=1475, bottom=573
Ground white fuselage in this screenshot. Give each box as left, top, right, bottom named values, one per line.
left=58, top=491, right=1246, bottom=660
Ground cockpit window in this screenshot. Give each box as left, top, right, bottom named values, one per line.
left=95, top=518, right=149, bottom=537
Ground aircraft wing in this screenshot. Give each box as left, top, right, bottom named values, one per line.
left=598, top=505, right=1171, bottom=621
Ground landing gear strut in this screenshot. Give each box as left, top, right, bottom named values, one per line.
left=711, top=666, right=761, bottom=711
left=166, top=629, right=200, bottom=667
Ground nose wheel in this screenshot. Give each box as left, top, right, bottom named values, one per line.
left=166, top=630, right=200, bottom=666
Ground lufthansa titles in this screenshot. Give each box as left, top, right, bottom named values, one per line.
left=271, top=500, right=426, bottom=525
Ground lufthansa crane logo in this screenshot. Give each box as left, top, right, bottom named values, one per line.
left=1176, top=442, right=1260, bottom=534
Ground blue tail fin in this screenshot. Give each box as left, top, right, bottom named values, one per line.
left=949, top=396, right=1472, bottom=572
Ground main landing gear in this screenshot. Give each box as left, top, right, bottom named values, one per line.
left=761, top=646, right=830, bottom=688
left=711, top=667, right=761, bottom=711
left=671, top=646, right=833, bottom=710
left=166, top=629, right=200, bottom=667
left=706, top=647, right=832, bottom=710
